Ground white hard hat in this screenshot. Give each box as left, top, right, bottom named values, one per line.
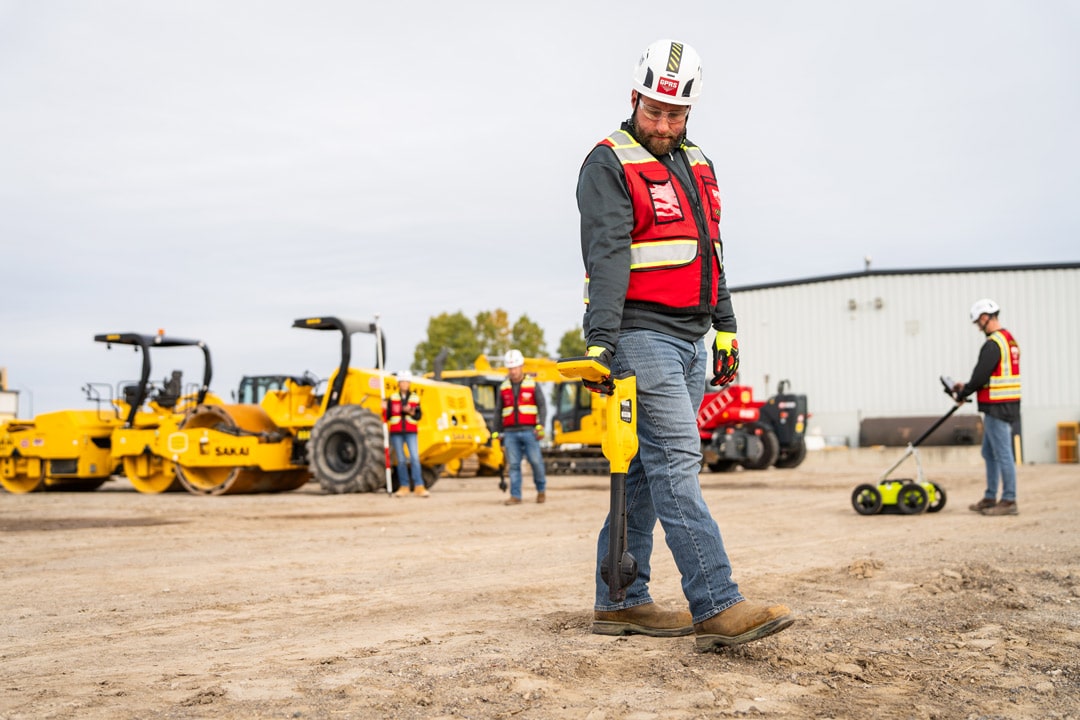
left=504, top=349, right=525, bottom=369
left=632, top=39, right=702, bottom=106
left=969, top=298, right=1000, bottom=323
left=397, top=371, right=413, bottom=383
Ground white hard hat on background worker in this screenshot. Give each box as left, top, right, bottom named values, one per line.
left=504, top=349, right=525, bottom=369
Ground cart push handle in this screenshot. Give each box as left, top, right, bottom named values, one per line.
left=558, top=356, right=639, bottom=601
left=909, top=375, right=970, bottom=449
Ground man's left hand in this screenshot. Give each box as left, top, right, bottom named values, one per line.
left=711, top=332, right=739, bottom=386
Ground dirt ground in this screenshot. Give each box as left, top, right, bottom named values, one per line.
left=1, top=448, right=1078, bottom=720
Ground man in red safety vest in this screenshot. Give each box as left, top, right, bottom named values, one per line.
left=495, top=349, right=547, bottom=506
left=576, top=38, right=793, bottom=650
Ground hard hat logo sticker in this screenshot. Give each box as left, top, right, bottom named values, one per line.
left=657, top=78, right=680, bottom=97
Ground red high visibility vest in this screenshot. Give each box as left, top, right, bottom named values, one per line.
left=584, top=129, right=722, bottom=312
left=977, top=329, right=1021, bottom=404
left=500, top=377, right=539, bottom=428
left=386, top=391, right=420, bottom=433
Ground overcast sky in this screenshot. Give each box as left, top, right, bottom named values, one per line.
left=2, top=1, right=1077, bottom=416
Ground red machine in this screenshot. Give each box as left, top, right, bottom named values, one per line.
left=697, top=381, right=808, bottom=472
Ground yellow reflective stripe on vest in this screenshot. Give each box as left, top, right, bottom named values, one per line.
left=683, top=145, right=708, bottom=167
left=503, top=403, right=538, bottom=417
left=988, top=378, right=1021, bottom=400
left=606, top=130, right=655, bottom=165
left=629, top=238, right=698, bottom=269
left=607, top=130, right=705, bottom=168
left=987, top=332, right=1021, bottom=401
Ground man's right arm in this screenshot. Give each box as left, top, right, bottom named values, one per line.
left=577, top=146, right=633, bottom=352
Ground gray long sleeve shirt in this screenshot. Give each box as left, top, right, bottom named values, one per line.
left=576, top=122, right=736, bottom=353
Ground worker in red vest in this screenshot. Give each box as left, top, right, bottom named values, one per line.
left=386, top=373, right=427, bottom=498
left=576, top=39, right=793, bottom=650
left=495, top=349, right=547, bottom=506
left=952, top=298, right=1021, bottom=515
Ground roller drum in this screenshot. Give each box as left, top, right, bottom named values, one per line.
left=175, top=404, right=308, bottom=495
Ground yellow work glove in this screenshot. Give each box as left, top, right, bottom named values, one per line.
left=711, top=332, right=739, bottom=387
left=534, top=425, right=545, bottom=440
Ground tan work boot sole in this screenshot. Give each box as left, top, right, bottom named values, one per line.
left=694, top=614, right=795, bottom=651
left=591, top=620, right=694, bottom=638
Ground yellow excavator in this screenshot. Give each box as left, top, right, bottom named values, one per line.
left=430, top=353, right=612, bottom=478
left=430, top=354, right=566, bottom=478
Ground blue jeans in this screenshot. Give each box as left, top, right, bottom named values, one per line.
left=390, top=433, right=423, bottom=488
left=981, top=414, right=1017, bottom=502
left=501, top=428, right=547, bottom=499
left=595, top=328, right=743, bottom=623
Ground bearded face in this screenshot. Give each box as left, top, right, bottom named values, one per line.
left=629, top=93, right=689, bottom=156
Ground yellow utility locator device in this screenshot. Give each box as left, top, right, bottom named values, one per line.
left=556, top=356, right=638, bottom=601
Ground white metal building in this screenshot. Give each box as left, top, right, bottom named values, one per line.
left=726, top=262, right=1080, bottom=464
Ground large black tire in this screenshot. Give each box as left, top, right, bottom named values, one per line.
left=740, top=424, right=780, bottom=470
left=309, top=405, right=386, bottom=494
left=774, top=437, right=808, bottom=469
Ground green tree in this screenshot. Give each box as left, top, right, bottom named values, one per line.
left=412, top=311, right=481, bottom=374
left=510, top=314, right=547, bottom=358
left=474, top=309, right=511, bottom=357
left=557, top=326, right=587, bottom=359
left=413, top=309, right=557, bottom=373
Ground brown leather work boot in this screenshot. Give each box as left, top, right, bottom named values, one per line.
left=694, top=600, right=795, bottom=651
left=981, top=500, right=1018, bottom=515
left=592, top=603, right=694, bottom=638
left=968, top=497, right=996, bottom=512
left=536, top=492, right=546, bottom=504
